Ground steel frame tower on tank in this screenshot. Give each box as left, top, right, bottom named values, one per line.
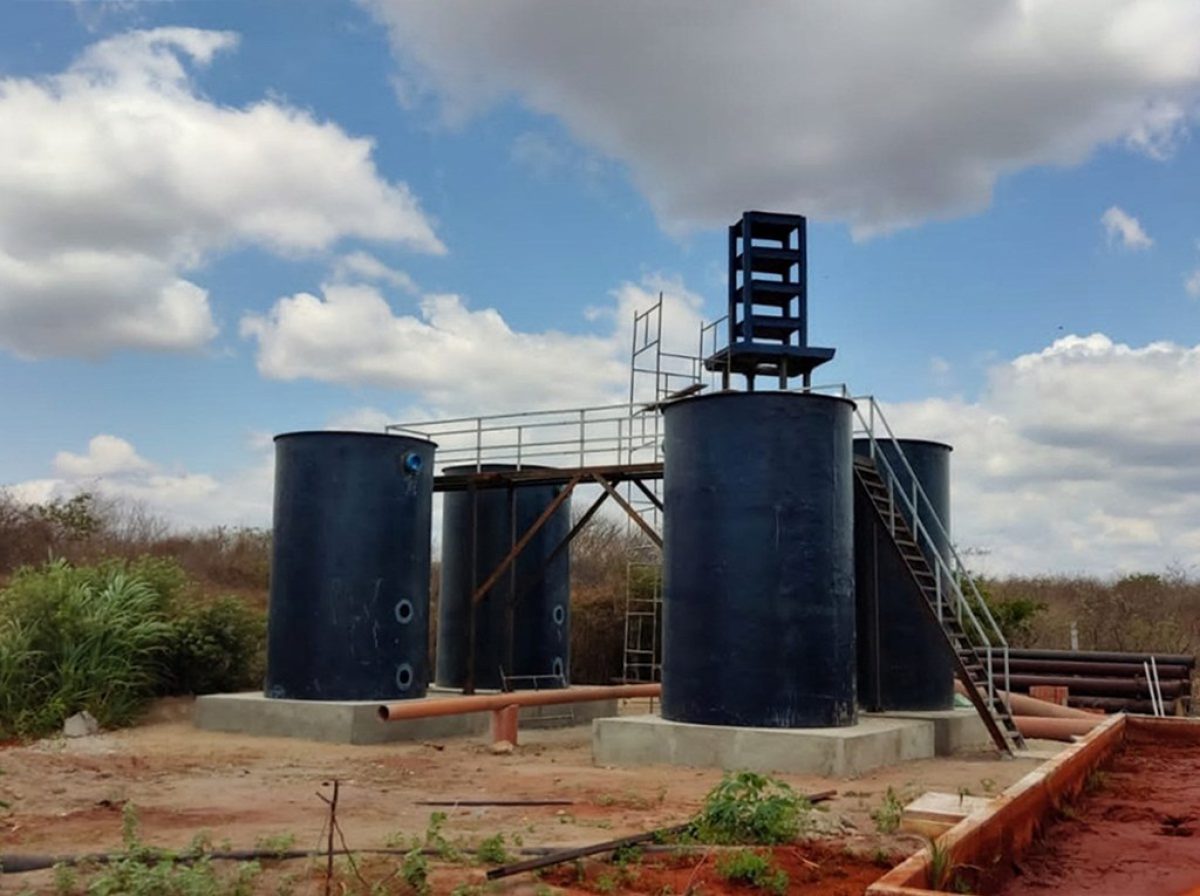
left=705, top=211, right=835, bottom=390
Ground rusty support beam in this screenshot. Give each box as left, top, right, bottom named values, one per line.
left=470, top=474, right=583, bottom=607
left=592, top=473, right=662, bottom=549
left=631, top=478, right=663, bottom=511
left=508, top=489, right=610, bottom=615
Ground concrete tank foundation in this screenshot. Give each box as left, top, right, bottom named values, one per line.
left=592, top=714, right=935, bottom=777
left=865, top=708, right=992, bottom=756
left=195, top=688, right=618, bottom=746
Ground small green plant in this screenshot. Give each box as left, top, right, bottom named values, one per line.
left=612, top=844, right=642, bottom=867
left=424, top=811, right=464, bottom=861
left=715, top=848, right=789, bottom=895
left=121, top=801, right=141, bottom=849
left=871, top=787, right=905, bottom=834
left=1085, top=769, right=1109, bottom=793
left=979, top=777, right=996, bottom=794
left=533, top=885, right=556, bottom=896
left=254, top=832, right=296, bottom=856
left=477, top=832, right=510, bottom=864
left=693, top=771, right=810, bottom=844
left=957, top=785, right=971, bottom=806
left=385, top=829, right=416, bottom=849
left=927, top=838, right=952, bottom=890
left=594, top=873, right=618, bottom=894
left=83, top=802, right=261, bottom=896
left=53, top=862, right=76, bottom=895
left=401, top=847, right=430, bottom=895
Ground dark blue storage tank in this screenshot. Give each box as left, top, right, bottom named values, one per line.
left=661, top=392, right=857, bottom=728
left=264, top=431, right=435, bottom=701
left=853, top=438, right=955, bottom=711
left=435, top=465, right=571, bottom=691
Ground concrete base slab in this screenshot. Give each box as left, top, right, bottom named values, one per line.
left=866, top=708, right=993, bottom=756
left=592, top=714, right=935, bottom=777
left=899, top=790, right=995, bottom=838
left=194, top=691, right=619, bottom=745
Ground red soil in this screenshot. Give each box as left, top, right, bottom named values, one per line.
left=542, top=841, right=892, bottom=896
left=999, top=727, right=1200, bottom=896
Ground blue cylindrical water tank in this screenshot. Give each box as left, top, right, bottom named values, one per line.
left=853, top=438, right=955, bottom=711
left=435, top=465, right=571, bottom=691
left=264, top=431, right=436, bottom=701
left=661, top=392, right=857, bottom=728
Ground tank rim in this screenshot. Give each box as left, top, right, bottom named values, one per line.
left=274, top=429, right=438, bottom=448
left=854, top=436, right=953, bottom=452
left=662, top=389, right=856, bottom=410
left=441, top=462, right=560, bottom=474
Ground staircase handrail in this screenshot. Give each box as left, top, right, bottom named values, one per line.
left=849, top=394, right=1012, bottom=708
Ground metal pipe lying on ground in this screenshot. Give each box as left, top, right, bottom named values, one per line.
left=955, top=681, right=1096, bottom=719
left=1013, top=715, right=1103, bottom=741
left=377, top=683, right=661, bottom=722
left=1005, top=648, right=1195, bottom=668
left=0, top=846, right=560, bottom=875
left=1006, top=674, right=1186, bottom=698
left=1006, top=658, right=1193, bottom=678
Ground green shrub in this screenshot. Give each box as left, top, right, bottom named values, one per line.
left=715, top=849, right=789, bottom=895
left=476, top=833, right=510, bottom=864
left=0, top=557, right=266, bottom=739
left=0, top=561, right=172, bottom=738
left=693, top=771, right=810, bottom=844
left=871, top=787, right=904, bottom=834
left=161, top=597, right=265, bottom=695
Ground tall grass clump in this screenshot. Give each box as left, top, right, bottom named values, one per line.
left=0, top=560, right=172, bottom=737
left=0, top=557, right=266, bottom=739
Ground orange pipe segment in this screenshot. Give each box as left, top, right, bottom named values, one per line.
left=1014, top=714, right=1103, bottom=741
left=378, top=683, right=660, bottom=722
left=955, top=681, right=1097, bottom=719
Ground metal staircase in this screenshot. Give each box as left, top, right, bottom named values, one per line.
left=852, top=452, right=1025, bottom=754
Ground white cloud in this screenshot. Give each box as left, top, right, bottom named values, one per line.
left=1101, top=205, right=1153, bottom=249
left=54, top=434, right=152, bottom=478
left=364, top=1, right=1200, bottom=235
left=331, top=251, right=420, bottom=294
left=5, top=433, right=273, bottom=531
left=883, top=333, right=1200, bottom=575
left=0, top=27, right=442, bottom=359
left=241, top=272, right=706, bottom=415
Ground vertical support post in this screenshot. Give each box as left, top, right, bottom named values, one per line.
left=578, top=409, right=585, bottom=467
left=465, top=481, right=479, bottom=695
left=505, top=484, right=517, bottom=684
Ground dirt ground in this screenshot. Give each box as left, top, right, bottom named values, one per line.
left=0, top=699, right=1055, bottom=894
left=998, top=725, right=1200, bottom=896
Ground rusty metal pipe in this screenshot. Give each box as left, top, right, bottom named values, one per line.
left=1007, top=673, right=1186, bottom=698
left=1006, top=658, right=1192, bottom=678
left=955, top=681, right=1096, bottom=719
left=377, top=684, right=660, bottom=722
left=1014, top=715, right=1103, bottom=741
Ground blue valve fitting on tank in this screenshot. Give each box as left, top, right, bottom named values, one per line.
left=402, top=451, right=423, bottom=475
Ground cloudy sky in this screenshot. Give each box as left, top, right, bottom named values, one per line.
left=3, top=0, right=1200, bottom=576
